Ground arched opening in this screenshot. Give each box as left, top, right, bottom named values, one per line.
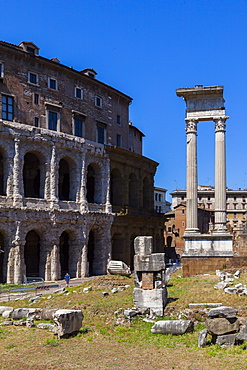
left=111, top=233, right=125, bottom=262
left=59, top=231, right=69, bottom=278
left=167, top=236, right=173, bottom=247
left=59, top=158, right=70, bottom=200
left=0, top=232, right=4, bottom=283
left=0, top=151, right=5, bottom=196
left=23, top=152, right=40, bottom=198
left=143, top=177, right=151, bottom=210
left=24, top=230, right=40, bottom=277
left=110, top=168, right=123, bottom=206
left=129, top=172, right=138, bottom=208
left=87, top=230, right=95, bottom=276
left=86, top=165, right=95, bottom=203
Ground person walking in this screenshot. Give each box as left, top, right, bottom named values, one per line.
left=64, top=272, right=70, bottom=287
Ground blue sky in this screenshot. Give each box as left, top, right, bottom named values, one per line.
left=1, top=0, right=247, bottom=201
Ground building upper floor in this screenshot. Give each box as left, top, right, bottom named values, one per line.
left=171, top=185, right=247, bottom=211
left=154, top=187, right=171, bottom=213
left=0, top=40, right=143, bottom=154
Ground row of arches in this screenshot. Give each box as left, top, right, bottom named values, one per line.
left=0, top=229, right=98, bottom=283
left=110, top=168, right=152, bottom=209
left=0, top=150, right=101, bottom=204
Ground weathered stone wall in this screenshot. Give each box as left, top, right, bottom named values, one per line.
left=0, top=121, right=113, bottom=283
left=0, top=40, right=161, bottom=282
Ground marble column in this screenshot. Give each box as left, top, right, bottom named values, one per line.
left=185, top=119, right=199, bottom=233
left=214, top=117, right=228, bottom=232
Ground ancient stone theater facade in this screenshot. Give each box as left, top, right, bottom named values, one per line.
left=0, top=41, right=163, bottom=283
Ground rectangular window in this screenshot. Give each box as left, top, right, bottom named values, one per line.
left=75, top=87, right=83, bottom=99
left=97, top=122, right=106, bottom=144
left=28, top=72, right=38, bottom=85
left=116, top=134, right=122, bottom=147
left=34, top=117, right=39, bottom=127
left=0, top=62, right=4, bottom=78
left=95, top=96, right=102, bottom=108
left=48, top=77, right=57, bottom=90
left=34, top=93, right=39, bottom=105
left=27, top=46, right=35, bottom=55
left=48, top=111, right=57, bottom=130
left=2, top=95, right=13, bottom=121
left=117, top=115, right=121, bottom=125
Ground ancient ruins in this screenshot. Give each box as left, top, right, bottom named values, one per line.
left=176, top=85, right=236, bottom=275
left=133, top=236, right=167, bottom=316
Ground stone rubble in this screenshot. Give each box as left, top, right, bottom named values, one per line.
left=0, top=306, right=83, bottom=338
left=151, top=320, right=194, bottom=335
left=198, top=306, right=246, bottom=348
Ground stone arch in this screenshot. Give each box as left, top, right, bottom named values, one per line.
left=111, top=232, right=124, bottom=262
left=87, top=227, right=104, bottom=276
left=129, top=172, right=138, bottom=208
left=24, top=230, right=40, bottom=277
left=110, top=168, right=123, bottom=206
left=143, top=177, right=151, bottom=210
left=86, top=163, right=102, bottom=204
left=23, top=152, right=43, bottom=198
left=59, top=231, right=70, bottom=278
left=59, top=157, right=70, bottom=201
left=0, top=231, right=5, bottom=283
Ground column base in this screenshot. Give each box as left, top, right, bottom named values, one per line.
left=184, top=228, right=200, bottom=236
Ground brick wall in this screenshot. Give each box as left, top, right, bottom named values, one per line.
left=182, top=256, right=247, bottom=277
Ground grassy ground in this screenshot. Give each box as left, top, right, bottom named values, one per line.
left=1, top=271, right=247, bottom=369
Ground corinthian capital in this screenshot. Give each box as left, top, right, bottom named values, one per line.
left=214, top=117, right=228, bottom=132
left=185, top=119, right=198, bottom=133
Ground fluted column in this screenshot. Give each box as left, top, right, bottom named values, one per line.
left=185, top=119, right=199, bottom=233
left=214, top=117, right=228, bottom=232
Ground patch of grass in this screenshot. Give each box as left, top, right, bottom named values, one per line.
left=6, top=344, right=15, bottom=349
left=45, top=338, right=59, bottom=346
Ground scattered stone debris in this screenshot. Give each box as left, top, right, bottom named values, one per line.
left=0, top=306, right=83, bottom=338
left=54, top=287, right=67, bottom=294
left=215, top=269, right=247, bottom=296
left=83, top=287, right=92, bottom=293
left=107, top=260, right=131, bottom=276
left=37, top=323, right=55, bottom=331
left=198, top=306, right=244, bottom=348
left=151, top=320, right=194, bottom=335
left=53, top=309, right=83, bottom=338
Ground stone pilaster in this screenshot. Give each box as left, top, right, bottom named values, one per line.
left=185, top=119, right=199, bottom=234
left=50, top=244, right=60, bottom=281
left=50, top=144, right=58, bottom=208
left=13, top=138, right=23, bottom=206
left=214, top=117, right=228, bottom=232
left=105, top=158, right=112, bottom=213
left=79, top=152, right=88, bottom=212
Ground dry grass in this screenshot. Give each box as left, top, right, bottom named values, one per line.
left=1, top=272, right=247, bottom=369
